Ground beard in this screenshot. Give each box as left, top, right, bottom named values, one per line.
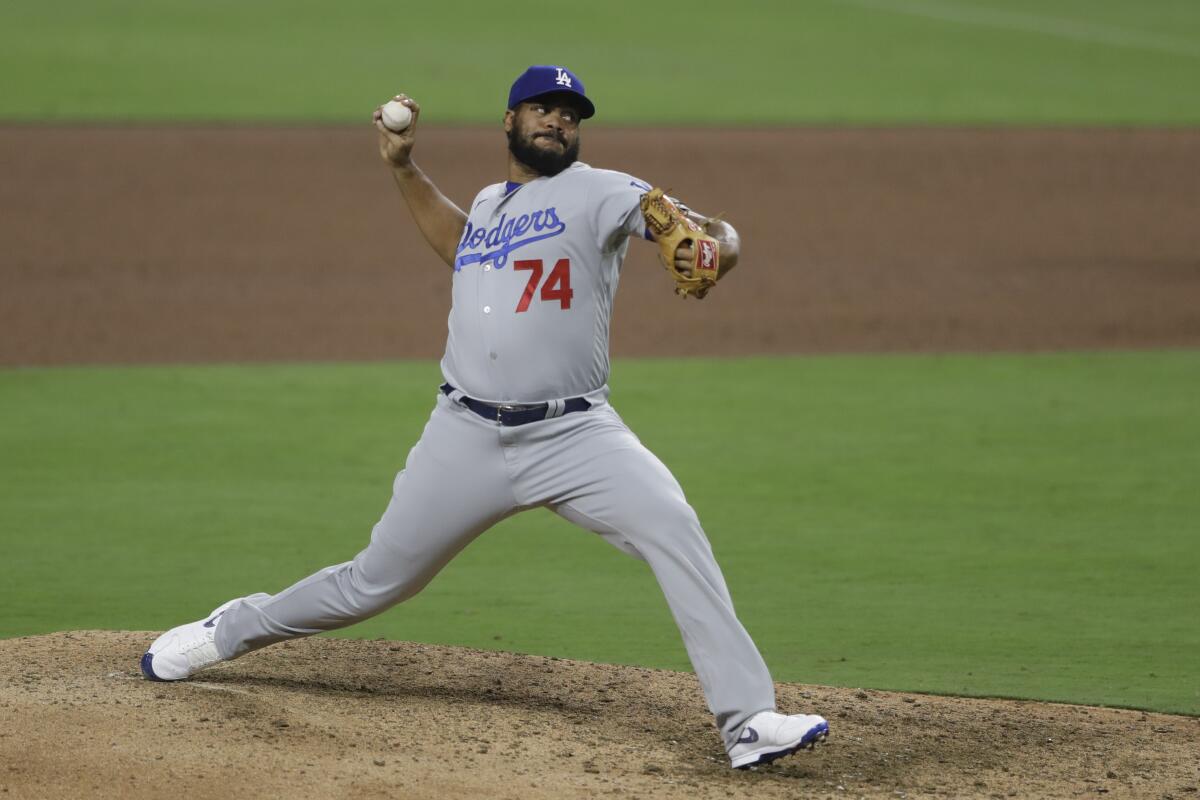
left=507, top=127, right=580, bottom=177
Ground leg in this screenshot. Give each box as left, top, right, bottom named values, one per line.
left=214, top=394, right=518, bottom=658
left=516, top=405, right=776, bottom=751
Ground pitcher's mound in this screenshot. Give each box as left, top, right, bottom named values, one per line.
left=1, top=632, right=1195, bottom=799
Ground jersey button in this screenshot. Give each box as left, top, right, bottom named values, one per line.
left=483, top=263, right=492, bottom=272
left=489, top=352, right=498, bottom=360
left=483, top=305, right=491, bottom=314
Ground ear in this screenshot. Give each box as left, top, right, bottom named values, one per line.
left=503, top=109, right=514, bottom=134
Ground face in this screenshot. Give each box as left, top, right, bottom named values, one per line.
left=505, top=94, right=583, bottom=177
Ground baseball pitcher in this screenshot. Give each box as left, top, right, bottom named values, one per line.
left=140, top=65, right=828, bottom=769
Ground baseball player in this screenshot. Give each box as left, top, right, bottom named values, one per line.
left=141, top=65, right=828, bottom=769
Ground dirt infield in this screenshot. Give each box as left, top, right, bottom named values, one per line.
left=2, top=632, right=1197, bottom=800
left=2, top=125, right=1198, bottom=365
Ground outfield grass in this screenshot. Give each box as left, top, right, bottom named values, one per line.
left=1, top=0, right=1198, bottom=124
left=1, top=353, right=1197, bottom=715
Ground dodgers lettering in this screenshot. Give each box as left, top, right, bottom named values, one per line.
left=455, top=207, right=567, bottom=270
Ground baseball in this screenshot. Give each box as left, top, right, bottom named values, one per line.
left=381, top=100, right=413, bottom=133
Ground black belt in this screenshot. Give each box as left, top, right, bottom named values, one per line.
left=441, top=384, right=591, bottom=427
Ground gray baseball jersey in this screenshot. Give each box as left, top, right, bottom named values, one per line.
left=442, top=161, right=650, bottom=404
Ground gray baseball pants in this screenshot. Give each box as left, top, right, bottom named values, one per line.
left=215, top=392, right=775, bottom=749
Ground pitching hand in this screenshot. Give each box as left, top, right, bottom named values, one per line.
left=374, top=94, right=420, bottom=168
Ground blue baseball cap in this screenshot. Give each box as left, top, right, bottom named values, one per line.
left=507, top=65, right=596, bottom=119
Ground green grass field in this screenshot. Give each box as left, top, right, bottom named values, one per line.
left=2, top=0, right=1199, bottom=124
left=2, top=354, right=1197, bottom=714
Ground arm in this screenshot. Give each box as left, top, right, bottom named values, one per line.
left=373, top=95, right=467, bottom=268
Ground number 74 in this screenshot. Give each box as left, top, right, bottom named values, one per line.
left=514, top=258, right=574, bottom=312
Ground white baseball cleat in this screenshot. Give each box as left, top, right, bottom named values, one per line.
left=728, top=711, right=830, bottom=769
left=139, top=598, right=239, bottom=681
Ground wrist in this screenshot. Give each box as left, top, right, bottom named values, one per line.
left=390, top=160, right=419, bottom=179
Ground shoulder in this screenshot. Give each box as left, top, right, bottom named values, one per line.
left=567, top=162, right=651, bottom=194
left=561, top=164, right=652, bottom=212
left=468, top=182, right=507, bottom=213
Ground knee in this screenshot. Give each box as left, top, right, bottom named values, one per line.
left=657, top=498, right=703, bottom=532
left=324, top=549, right=436, bottom=618
left=629, top=499, right=708, bottom=551
left=342, top=560, right=433, bottom=612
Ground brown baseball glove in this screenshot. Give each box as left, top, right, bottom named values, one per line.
left=640, top=188, right=721, bottom=299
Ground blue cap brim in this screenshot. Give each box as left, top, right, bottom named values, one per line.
left=511, top=90, right=595, bottom=120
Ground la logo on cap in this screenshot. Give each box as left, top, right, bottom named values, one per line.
left=555, top=67, right=572, bottom=88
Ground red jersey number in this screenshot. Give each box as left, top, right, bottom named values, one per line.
left=514, top=258, right=573, bottom=312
